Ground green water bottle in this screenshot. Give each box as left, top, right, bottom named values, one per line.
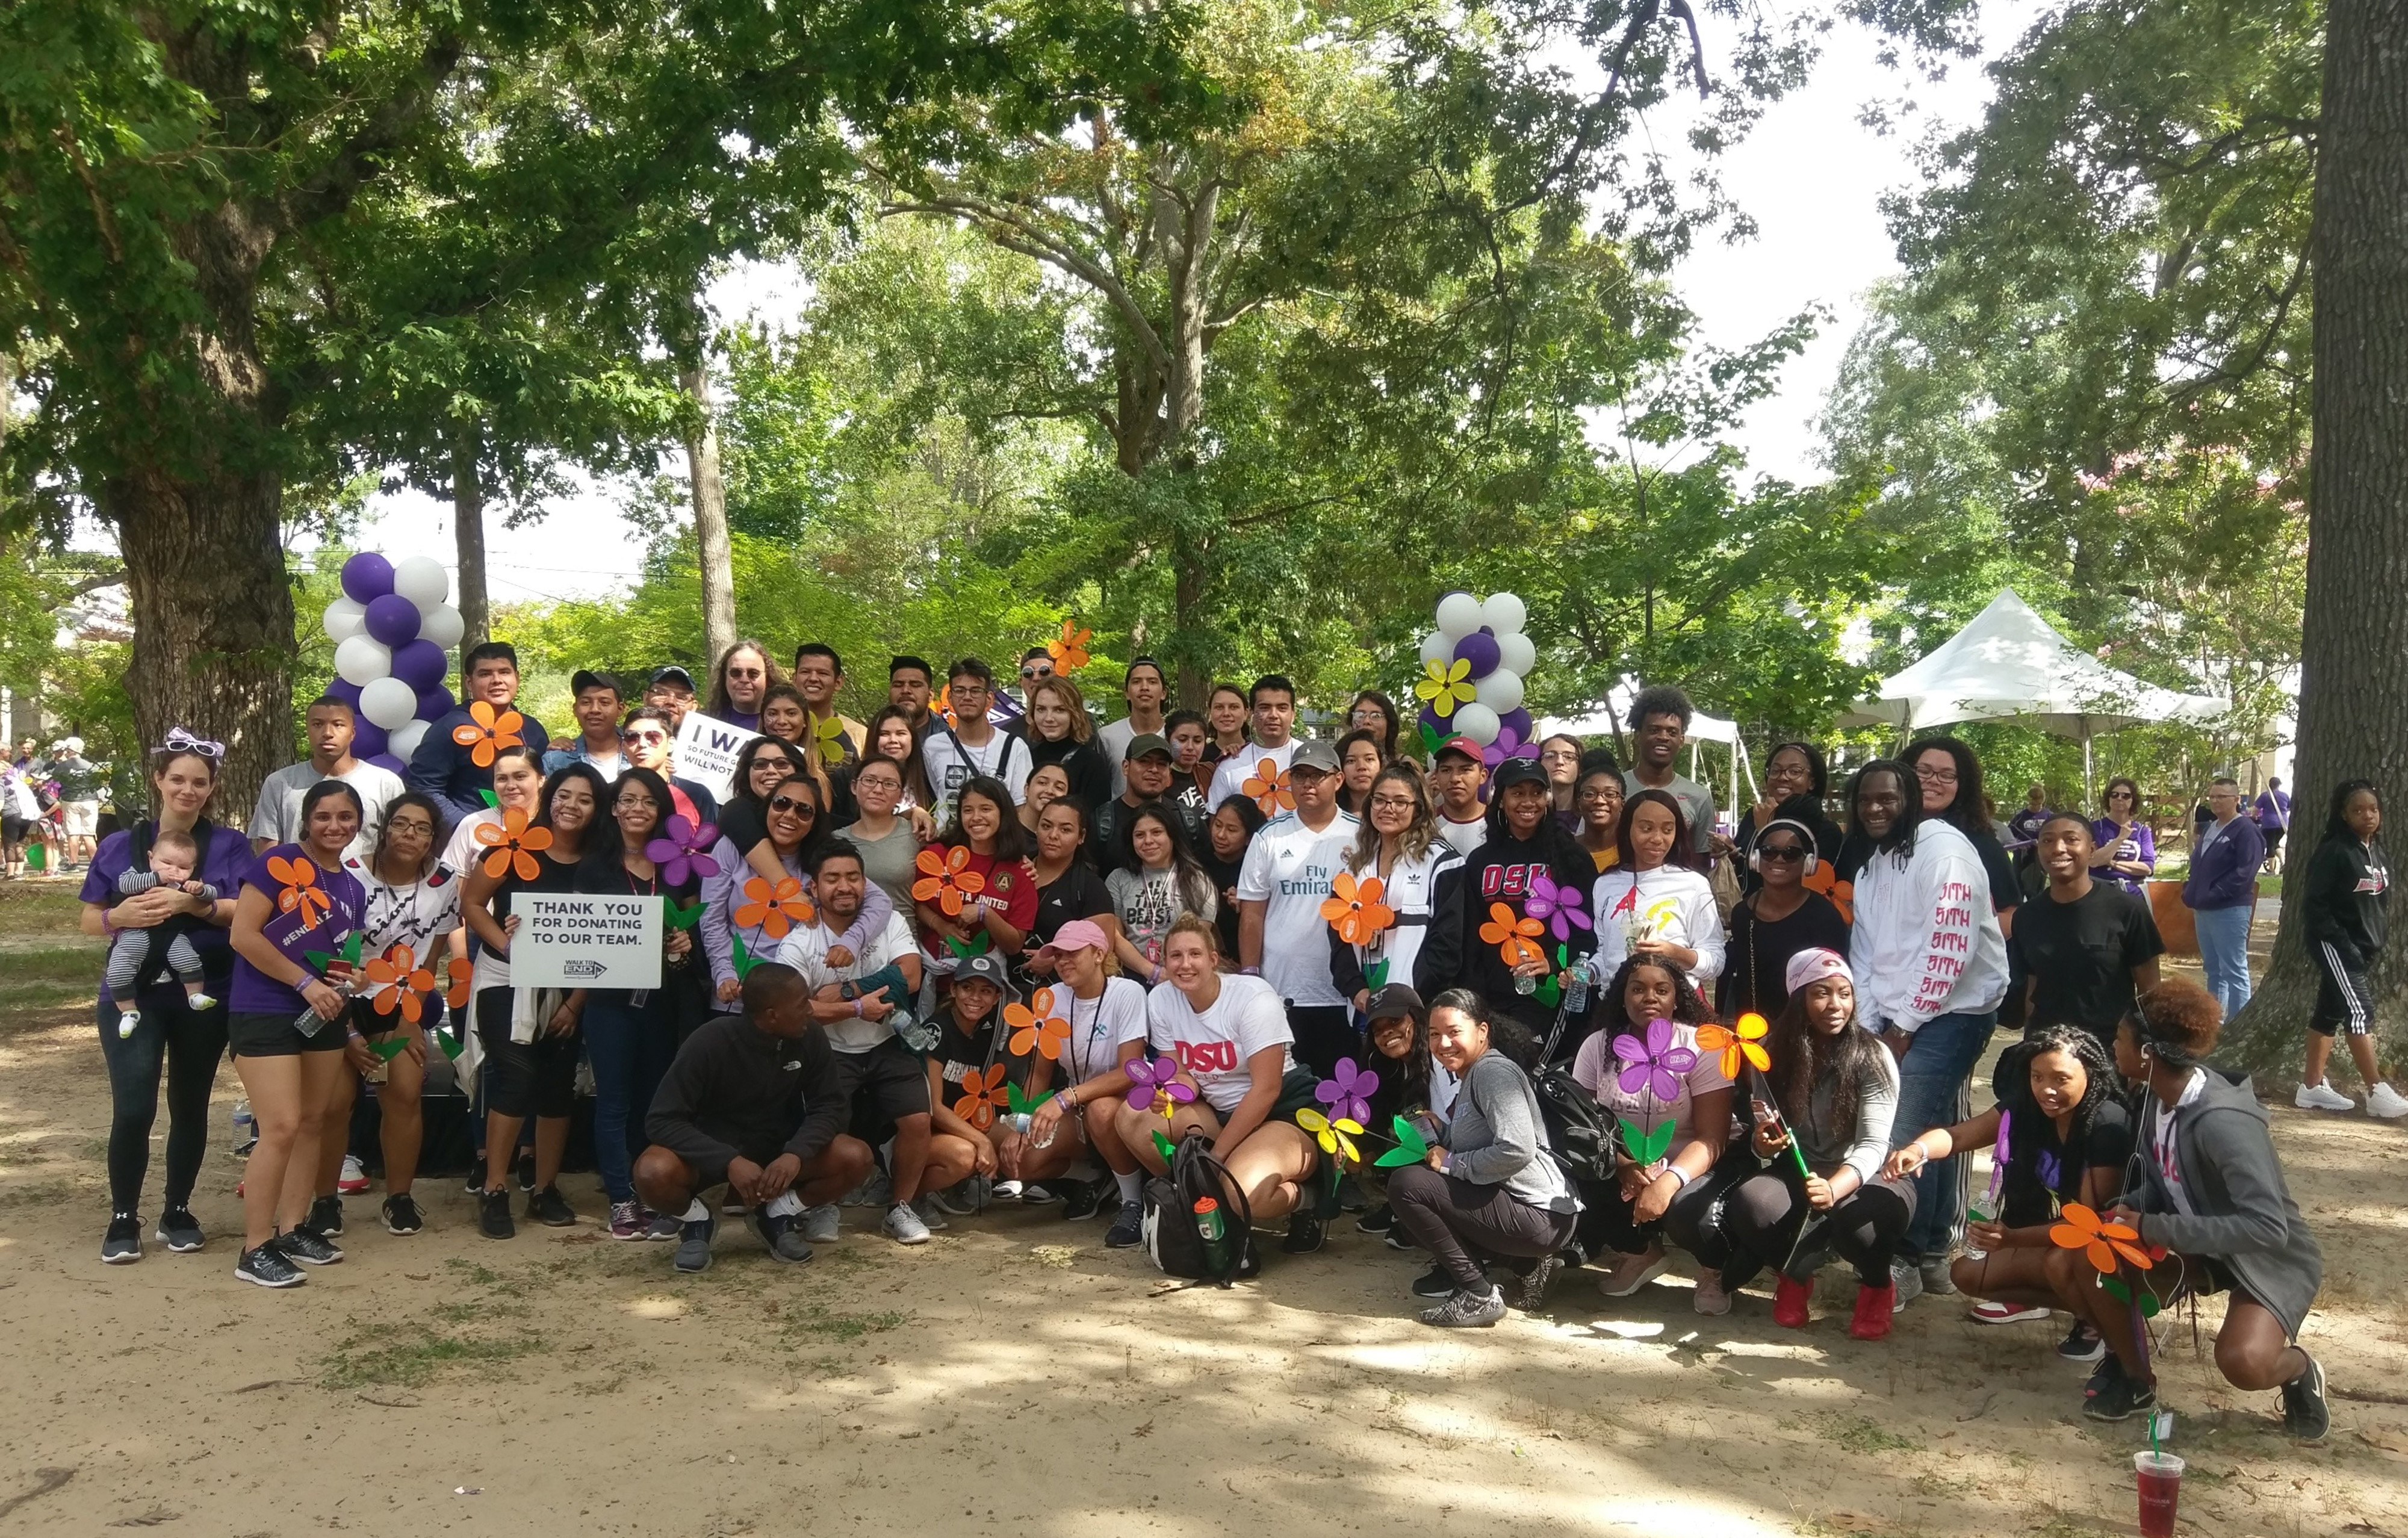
left=1194, top=1196, right=1233, bottom=1273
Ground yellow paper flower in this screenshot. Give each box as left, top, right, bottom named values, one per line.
left=1413, top=657, right=1476, bottom=718
left=1296, top=1108, right=1365, bottom=1164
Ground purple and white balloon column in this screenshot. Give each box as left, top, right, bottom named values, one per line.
left=1415, top=590, right=1537, bottom=762
left=320, top=553, right=464, bottom=775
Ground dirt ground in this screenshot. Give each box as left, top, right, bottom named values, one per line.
left=4, top=888, right=2407, bottom=1537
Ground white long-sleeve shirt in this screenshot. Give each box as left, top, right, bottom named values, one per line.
left=1848, top=818, right=2009, bottom=1032
left=1589, top=864, right=1725, bottom=997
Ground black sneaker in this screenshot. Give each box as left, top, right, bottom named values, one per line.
left=277, top=1226, right=343, bottom=1266
left=1280, top=1209, right=1325, bottom=1254
left=674, top=1211, right=718, bottom=1273
left=1515, top=1252, right=1566, bottom=1310
left=155, top=1208, right=204, bottom=1253
left=1419, top=1283, right=1506, bottom=1329
left=1412, top=1266, right=1459, bottom=1299
left=752, top=1208, right=813, bottom=1264
left=1060, top=1178, right=1108, bottom=1222
left=102, top=1212, right=142, bottom=1265
left=2056, top=1320, right=2104, bottom=1362
left=1103, top=1204, right=1144, bottom=1248
left=515, top=1149, right=536, bottom=1192
left=382, top=1193, right=424, bottom=1235
left=1357, top=1203, right=1395, bottom=1235
left=1384, top=1228, right=1415, bottom=1251
left=2281, top=1353, right=2330, bottom=1442
left=306, top=1194, right=344, bottom=1238
left=529, top=1185, right=577, bottom=1227
left=478, top=1188, right=515, bottom=1240
left=235, top=1241, right=305, bottom=1289
left=2082, top=1361, right=2155, bottom=1422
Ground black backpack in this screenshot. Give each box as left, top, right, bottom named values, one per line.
left=1141, top=1132, right=1256, bottom=1286
left=1531, top=1064, right=1619, bottom=1183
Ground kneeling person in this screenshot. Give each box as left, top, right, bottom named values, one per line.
left=635, top=963, right=874, bottom=1272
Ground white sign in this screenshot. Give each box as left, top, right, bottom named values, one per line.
left=673, top=710, right=761, bottom=802
left=511, top=894, right=663, bottom=990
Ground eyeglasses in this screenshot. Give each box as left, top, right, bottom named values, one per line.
left=1757, top=844, right=1808, bottom=863
left=386, top=819, right=435, bottom=837
left=855, top=776, right=901, bottom=792
left=1914, top=764, right=1958, bottom=783
left=1369, top=795, right=1418, bottom=812
left=768, top=796, right=816, bottom=816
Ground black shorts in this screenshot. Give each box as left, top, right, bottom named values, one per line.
left=688, top=1140, right=801, bottom=1196
left=476, top=988, right=579, bottom=1119
left=1283, top=1004, right=1361, bottom=1081
left=228, top=1007, right=345, bottom=1058
left=1, top=814, right=26, bottom=844
left=2308, top=944, right=2375, bottom=1036
left=833, top=1037, right=932, bottom=1127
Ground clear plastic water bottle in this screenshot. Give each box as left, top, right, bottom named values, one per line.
left=1563, top=957, right=1592, bottom=1015
left=231, top=1099, right=255, bottom=1153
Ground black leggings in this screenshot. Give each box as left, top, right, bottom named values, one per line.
left=1388, top=1162, right=1578, bottom=1292
left=96, top=981, right=228, bottom=1214
left=1721, top=1168, right=1915, bottom=1290
left=1573, top=1156, right=1743, bottom=1265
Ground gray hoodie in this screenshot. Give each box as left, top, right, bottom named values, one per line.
left=2119, top=1068, right=2323, bottom=1338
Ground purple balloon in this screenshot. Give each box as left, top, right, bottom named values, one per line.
left=1451, top=630, right=1501, bottom=680
left=389, top=638, right=448, bottom=690
left=1418, top=702, right=1447, bottom=735
left=364, top=752, right=406, bottom=776
left=1500, top=707, right=1534, bottom=742
left=349, top=718, right=389, bottom=760
left=326, top=678, right=364, bottom=710
left=415, top=683, right=456, bottom=721
left=363, top=592, right=421, bottom=648
left=340, top=551, right=396, bottom=604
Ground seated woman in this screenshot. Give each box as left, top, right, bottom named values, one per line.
left=1884, top=1026, right=2129, bottom=1350
left=1589, top=789, right=1724, bottom=998
left=2060, top=978, right=2329, bottom=1437
left=1386, top=988, right=1580, bottom=1328
left=1351, top=981, right=1429, bottom=1242
left=1719, top=949, right=1914, bottom=1339
left=1017, top=920, right=1148, bottom=1218
left=698, top=771, right=895, bottom=1008
left=1571, top=956, right=1737, bottom=1310
left=1097, top=915, right=1324, bottom=1254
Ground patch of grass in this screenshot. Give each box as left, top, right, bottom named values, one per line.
left=0, top=884, right=98, bottom=940
left=11, top=946, right=104, bottom=1007
left=2025, top=1516, right=2114, bottom=1538
left=319, top=1328, right=545, bottom=1389
left=1814, top=1414, right=1922, bottom=1455
left=442, top=1256, right=528, bottom=1296
left=780, top=1304, right=910, bottom=1343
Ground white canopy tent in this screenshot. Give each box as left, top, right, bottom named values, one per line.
left=1540, top=678, right=1757, bottom=824
left=1842, top=589, right=2226, bottom=798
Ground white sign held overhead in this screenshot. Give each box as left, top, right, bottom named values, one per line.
left=673, top=710, right=761, bottom=802
left=510, top=894, right=662, bottom=990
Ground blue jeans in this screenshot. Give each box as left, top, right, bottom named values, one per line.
left=1886, top=1007, right=1997, bottom=1262
left=583, top=992, right=679, bottom=1203
left=2194, top=905, right=2254, bottom=1020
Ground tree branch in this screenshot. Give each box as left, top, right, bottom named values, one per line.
left=277, top=32, right=464, bottom=234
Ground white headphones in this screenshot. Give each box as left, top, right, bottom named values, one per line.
left=1748, top=817, right=1820, bottom=876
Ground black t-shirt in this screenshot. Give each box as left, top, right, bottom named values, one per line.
left=1967, top=825, right=2021, bottom=914
left=1717, top=890, right=1851, bottom=1019
left=1031, top=863, right=1114, bottom=949
left=1988, top=1045, right=2135, bottom=1227
left=1199, top=852, right=1244, bottom=958
left=2009, top=882, right=2165, bottom=1039
left=931, top=1005, right=1023, bottom=1096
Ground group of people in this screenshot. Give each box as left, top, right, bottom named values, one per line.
left=2, top=735, right=110, bottom=877
left=79, top=645, right=2363, bottom=1445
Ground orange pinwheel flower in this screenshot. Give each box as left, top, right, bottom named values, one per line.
left=952, top=1065, right=1012, bottom=1130
left=1479, top=901, right=1546, bottom=969
left=364, top=943, right=438, bottom=1025
left=267, top=854, right=332, bottom=928
left=1005, top=987, right=1068, bottom=1059
left=473, top=807, right=553, bottom=881
left=733, top=876, right=814, bottom=938
left=450, top=699, right=526, bottom=768
left=1320, top=872, right=1397, bottom=946
left=2049, top=1202, right=2155, bottom=1274
left=932, top=684, right=958, bottom=728
left=444, top=955, right=474, bottom=1009
left=1241, top=757, right=1294, bottom=816
left=1802, top=863, right=1854, bottom=925
left=1046, top=621, right=1092, bottom=671
left=912, top=845, right=987, bottom=917
left=1696, top=1012, right=1772, bottom=1078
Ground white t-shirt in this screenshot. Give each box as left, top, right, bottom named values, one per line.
left=775, top=910, right=919, bottom=1053
left=920, top=725, right=1032, bottom=816
left=1139, top=973, right=1295, bottom=1112
left=1235, top=807, right=1358, bottom=1008
left=1438, top=814, right=1488, bottom=858
left=1208, top=738, right=1297, bottom=811
left=252, top=759, right=404, bottom=862
left=343, top=852, right=465, bottom=964
left=1095, top=715, right=1165, bottom=799
left=1047, top=975, right=1150, bottom=1085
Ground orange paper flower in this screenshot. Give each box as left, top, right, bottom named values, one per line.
left=449, top=699, right=526, bottom=768
left=932, top=684, right=958, bottom=729
left=1005, top=988, right=1068, bottom=1060
left=1046, top=621, right=1092, bottom=671
left=1242, top=757, right=1294, bottom=816
left=1479, top=901, right=1546, bottom=969
left=1696, top=1012, right=1772, bottom=1078
left=2048, top=1202, right=2155, bottom=1274
left=364, top=943, right=438, bottom=1025
left=733, top=875, right=813, bottom=938
left=1320, top=872, right=1397, bottom=946
left=445, top=955, right=474, bottom=1009
left=912, top=845, right=987, bottom=917
left=267, top=855, right=332, bottom=929
left=952, top=1065, right=1011, bottom=1130
left=1802, top=863, right=1854, bottom=925
left=473, top=807, right=553, bottom=881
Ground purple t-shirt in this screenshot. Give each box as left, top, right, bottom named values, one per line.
left=81, top=821, right=252, bottom=1006
left=227, top=844, right=367, bottom=1016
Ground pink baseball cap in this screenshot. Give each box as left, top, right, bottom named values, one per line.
left=1033, top=918, right=1111, bottom=963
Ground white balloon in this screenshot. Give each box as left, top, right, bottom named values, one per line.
left=322, top=597, right=367, bottom=644
left=1418, top=629, right=1453, bottom=667
left=1451, top=702, right=1500, bottom=746
left=359, top=676, right=420, bottom=730
left=1434, top=591, right=1484, bottom=640
left=1495, top=631, right=1537, bottom=677
left=391, top=555, right=451, bottom=610
left=1473, top=669, right=1524, bottom=715
left=1480, top=592, right=1528, bottom=637
left=387, top=719, right=431, bottom=764
left=417, top=603, right=464, bottom=650
left=334, top=634, right=393, bottom=687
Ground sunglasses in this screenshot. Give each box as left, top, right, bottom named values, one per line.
left=1020, top=667, right=1049, bottom=679
left=622, top=731, right=667, bottom=746
left=768, top=796, right=817, bottom=816
left=1758, top=844, right=1808, bottom=863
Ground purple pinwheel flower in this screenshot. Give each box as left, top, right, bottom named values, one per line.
left=2035, top=1147, right=2061, bottom=1194
left=1125, top=1056, right=1197, bottom=1113
left=644, top=814, right=721, bottom=886
left=1610, top=1017, right=1698, bottom=1102
left=1522, top=872, right=1592, bottom=944
left=1481, top=726, right=1539, bottom=771
left=1316, top=1058, right=1380, bottom=1124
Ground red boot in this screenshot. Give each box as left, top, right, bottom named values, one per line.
left=1849, top=1281, right=1895, bottom=1339
left=1773, top=1274, right=1812, bottom=1329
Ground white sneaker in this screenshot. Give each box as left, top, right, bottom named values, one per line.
left=883, top=1202, right=931, bottom=1246
left=2367, top=1082, right=2408, bottom=1120
left=116, top=1008, right=140, bottom=1040
left=337, top=1154, right=370, bottom=1194
left=2295, top=1079, right=2356, bottom=1112
left=1969, top=1299, right=2049, bottom=1325
left=1889, top=1259, right=1925, bottom=1312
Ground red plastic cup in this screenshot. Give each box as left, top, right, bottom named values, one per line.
left=2134, top=1451, right=2183, bottom=1538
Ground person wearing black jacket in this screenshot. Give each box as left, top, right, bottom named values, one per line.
left=1417, top=758, right=1597, bottom=1044
left=2295, top=780, right=2403, bottom=1117
left=634, top=964, right=874, bottom=1273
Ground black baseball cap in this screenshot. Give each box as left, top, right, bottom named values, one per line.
left=648, top=665, right=696, bottom=691
left=1491, top=756, right=1547, bottom=792
left=1365, top=982, right=1426, bottom=1025
left=1125, top=733, right=1174, bottom=762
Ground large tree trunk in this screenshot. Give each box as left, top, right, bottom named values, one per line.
left=2226, top=0, right=2408, bottom=1077
left=682, top=362, right=736, bottom=668
left=452, top=421, right=489, bottom=654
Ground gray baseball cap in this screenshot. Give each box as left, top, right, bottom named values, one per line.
left=1289, top=739, right=1341, bottom=774
left=953, top=950, right=1014, bottom=996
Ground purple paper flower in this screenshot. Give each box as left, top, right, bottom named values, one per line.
left=1523, top=872, right=1592, bottom=943
left=2035, top=1147, right=2061, bottom=1194
left=1125, top=1056, right=1197, bottom=1113
left=644, top=814, right=721, bottom=886
left=1610, top=1017, right=1697, bottom=1102
left=1316, top=1058, right=1380, bottom=1124
left=1481, top=726, right=1539, bottom=770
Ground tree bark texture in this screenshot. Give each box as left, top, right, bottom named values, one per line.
left=2227, top=0, right=2408, bottom=1077
left=683, top=362, right=737, bottom=669
left=452, top=422, right=490, bottom=655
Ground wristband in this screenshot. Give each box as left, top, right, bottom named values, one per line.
left=1663, top=1165, right=1692, bottom=1191
left=852, top=997, right=864, bottom=1018
left=1240, top=966, right=1261, bottom=978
